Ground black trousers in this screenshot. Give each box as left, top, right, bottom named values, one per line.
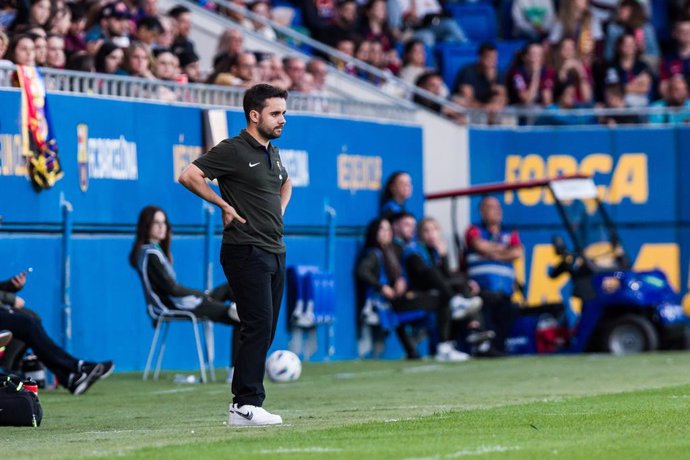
left=220, top=244, right=285, bottom=407
left=479, top=292, right=517, bottom=352
left=0, top=308, right=78, bottom=387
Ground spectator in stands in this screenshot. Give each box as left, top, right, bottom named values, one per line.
left=212, top=51, right=257, bottom=87
left=391, top=213, right=482, bottom=361
left=604, top=33, right=653, bottom=107
left=604, top=0, right=659, bottom=66
left=507, top=42, right=555, bottom=107
left=129, top=206, right=241, bottom=371
left=453, top=43, right=507, bottom=113
left=64, top=3, right=87, bottom=55
left=243, top=1, right=277, bottom=41
left=537, top=80, right=596, bottom=125
left=85, top=1, right=132, bottom=54
left=307, top=57, right=329, bottom=92
left=0, top=284, right=114, bottom=395
left=548, top=0, right=603, bottom=65
left=355, top=39, right=387, bottom=85
left=136, top=16, right=163, bottom=48
left=283, top=55, right=307, bottom=91
left=66, top=51, right=95, bottom=72
left=45, top=32, right=65, bottom=68
left=120, top=41, right=155, bottom=78
left=50, top=0, right=71, bottom=36
left=9, top=0, right=52, bottom=32
left=215, top=28, right=244, bottom=64
left=597, top=82, right=643, bottom=125
left=660, top=18, right=690, bottom=99
left=156, top=16, right=175, bottom=49
left=511, top=0, right=556, bottom=41
left=138, top=0, right=160, bottom=19
left=256, top=53, right=292, bottom=89
left=321, top=0, right=359, bottom=47
left=32, top=32, right=47, bottom=66
left=398, top=39, right=433, bottom=87
left=648, top=74, right=690, bottom=124
left=7, top=34, right=35, bottom=65
left=388, top=0, right=467, bottom=48
left=301, top=0, right=336, bottom=40
left=380, top=171, right=412, bottom=219
left=414, top=71, right=465, bottom=123
left=332, top=37, right=357, bottom=74
left=177, top=49, right=201, bottom=82
left=465, top=196, right=522, bottom=355
left=359, top=0, right=396, bottom=52
left=168, top=5, right=195, bottom=56
left=95, top=41, right=124, bottom=74
left=153, top=48, right=180, bottom=81
left=552, top=38, right=593, bottom=103
left=0, top=32, right=8, bottom=63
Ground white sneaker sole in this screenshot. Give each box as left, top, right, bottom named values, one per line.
left=228, top=414, right=283, bottom=427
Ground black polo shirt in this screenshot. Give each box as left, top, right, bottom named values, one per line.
left=193, top=129, right=289, bottom=254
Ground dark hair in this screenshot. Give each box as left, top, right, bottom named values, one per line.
left=614, top=33, right=640, bottom=62
left=137, top=15, right=163, bottom=33
left=389, top=211, right=415, bottom=225
left=363, top=218, right=387, bottom=249
left=129, top=206, right=172, bottom=269
left=94, top=41, right=120, bottom=72
left=242, top=84, right=288, bottom=122
left=6, top=34, right=33, bottom=63
left=380, top=171, right=407, bottom=207
left=478, top=42, right=497, bottom=56
left=66, top=51, right=95, bottom=72
left=168, top=5, right=190, bottom=18
left=402, top=38, right=424, bottom=66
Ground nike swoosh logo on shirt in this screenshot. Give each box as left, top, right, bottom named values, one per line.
left=249, top=162, right=261, bottom=168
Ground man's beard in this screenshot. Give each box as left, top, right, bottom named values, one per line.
left=258, top=122, right=282, bottom=140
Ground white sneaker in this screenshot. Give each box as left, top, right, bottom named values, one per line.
left=435, top=341, right=470, bottom=362
left=449, top=295, right=483, bottom=320
left=228, top=403, right=283, bottom=427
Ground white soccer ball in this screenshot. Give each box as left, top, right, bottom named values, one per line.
left=265, top=350, right=302, bottom=383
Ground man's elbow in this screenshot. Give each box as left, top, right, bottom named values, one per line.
left=178, top=166, right=194, bottom=187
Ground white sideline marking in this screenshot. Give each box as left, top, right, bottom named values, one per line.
left=151, top=388, right=197, bottom=395
left=404, top=445, right=519, bottom=460
left=259, top=447, right=342, bottom=454
left=402, top=365, right=444, bottom=374
left=446, top=445, right=519, bottom=457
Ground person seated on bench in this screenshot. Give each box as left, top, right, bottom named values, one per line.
left=391, top=212, right=486, bottom=361
left=1, top=276, right=113, bottom=395
left=129, top=206, right=241, bottom=375
left=357, top=217, right=468, bottom=361
left=415, top=217, right=494, bottom=353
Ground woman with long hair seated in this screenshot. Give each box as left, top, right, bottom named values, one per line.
left=129, top=205, right=240, bottom=378
left=356, top=218, right=470, bottom=362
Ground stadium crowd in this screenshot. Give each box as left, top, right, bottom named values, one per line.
left=1, top=0, right=690, bottom=122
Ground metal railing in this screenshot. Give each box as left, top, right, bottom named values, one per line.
left=0, top=62, right=416, bottom=121
left=194, top=0, right=690, bottom=126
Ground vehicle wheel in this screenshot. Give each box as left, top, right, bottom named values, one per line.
left=603, top=314, right=659, bottom=355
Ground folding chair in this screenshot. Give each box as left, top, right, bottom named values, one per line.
left=137, top=261, right=214, bottom=383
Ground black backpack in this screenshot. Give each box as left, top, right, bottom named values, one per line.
left=0, top=374, right=43, bottom=427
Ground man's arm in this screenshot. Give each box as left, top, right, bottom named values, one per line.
left=280, top=177, right=292, bottom=216
left=178, top=164, right=246, bottom=227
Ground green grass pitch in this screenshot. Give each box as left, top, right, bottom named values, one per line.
left=3, top=353, right=690, bottom=459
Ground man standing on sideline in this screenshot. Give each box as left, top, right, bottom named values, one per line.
left=465, top=197, right=523, bottom=355
left=178, top=84, right=292, bottom=427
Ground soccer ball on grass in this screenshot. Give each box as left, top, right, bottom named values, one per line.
left=265, top=350, right=302, bottom=383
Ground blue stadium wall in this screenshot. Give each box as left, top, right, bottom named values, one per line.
left=468, top=127, right=690, bottom=317
left=0, top=89, right=424, bottom=370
